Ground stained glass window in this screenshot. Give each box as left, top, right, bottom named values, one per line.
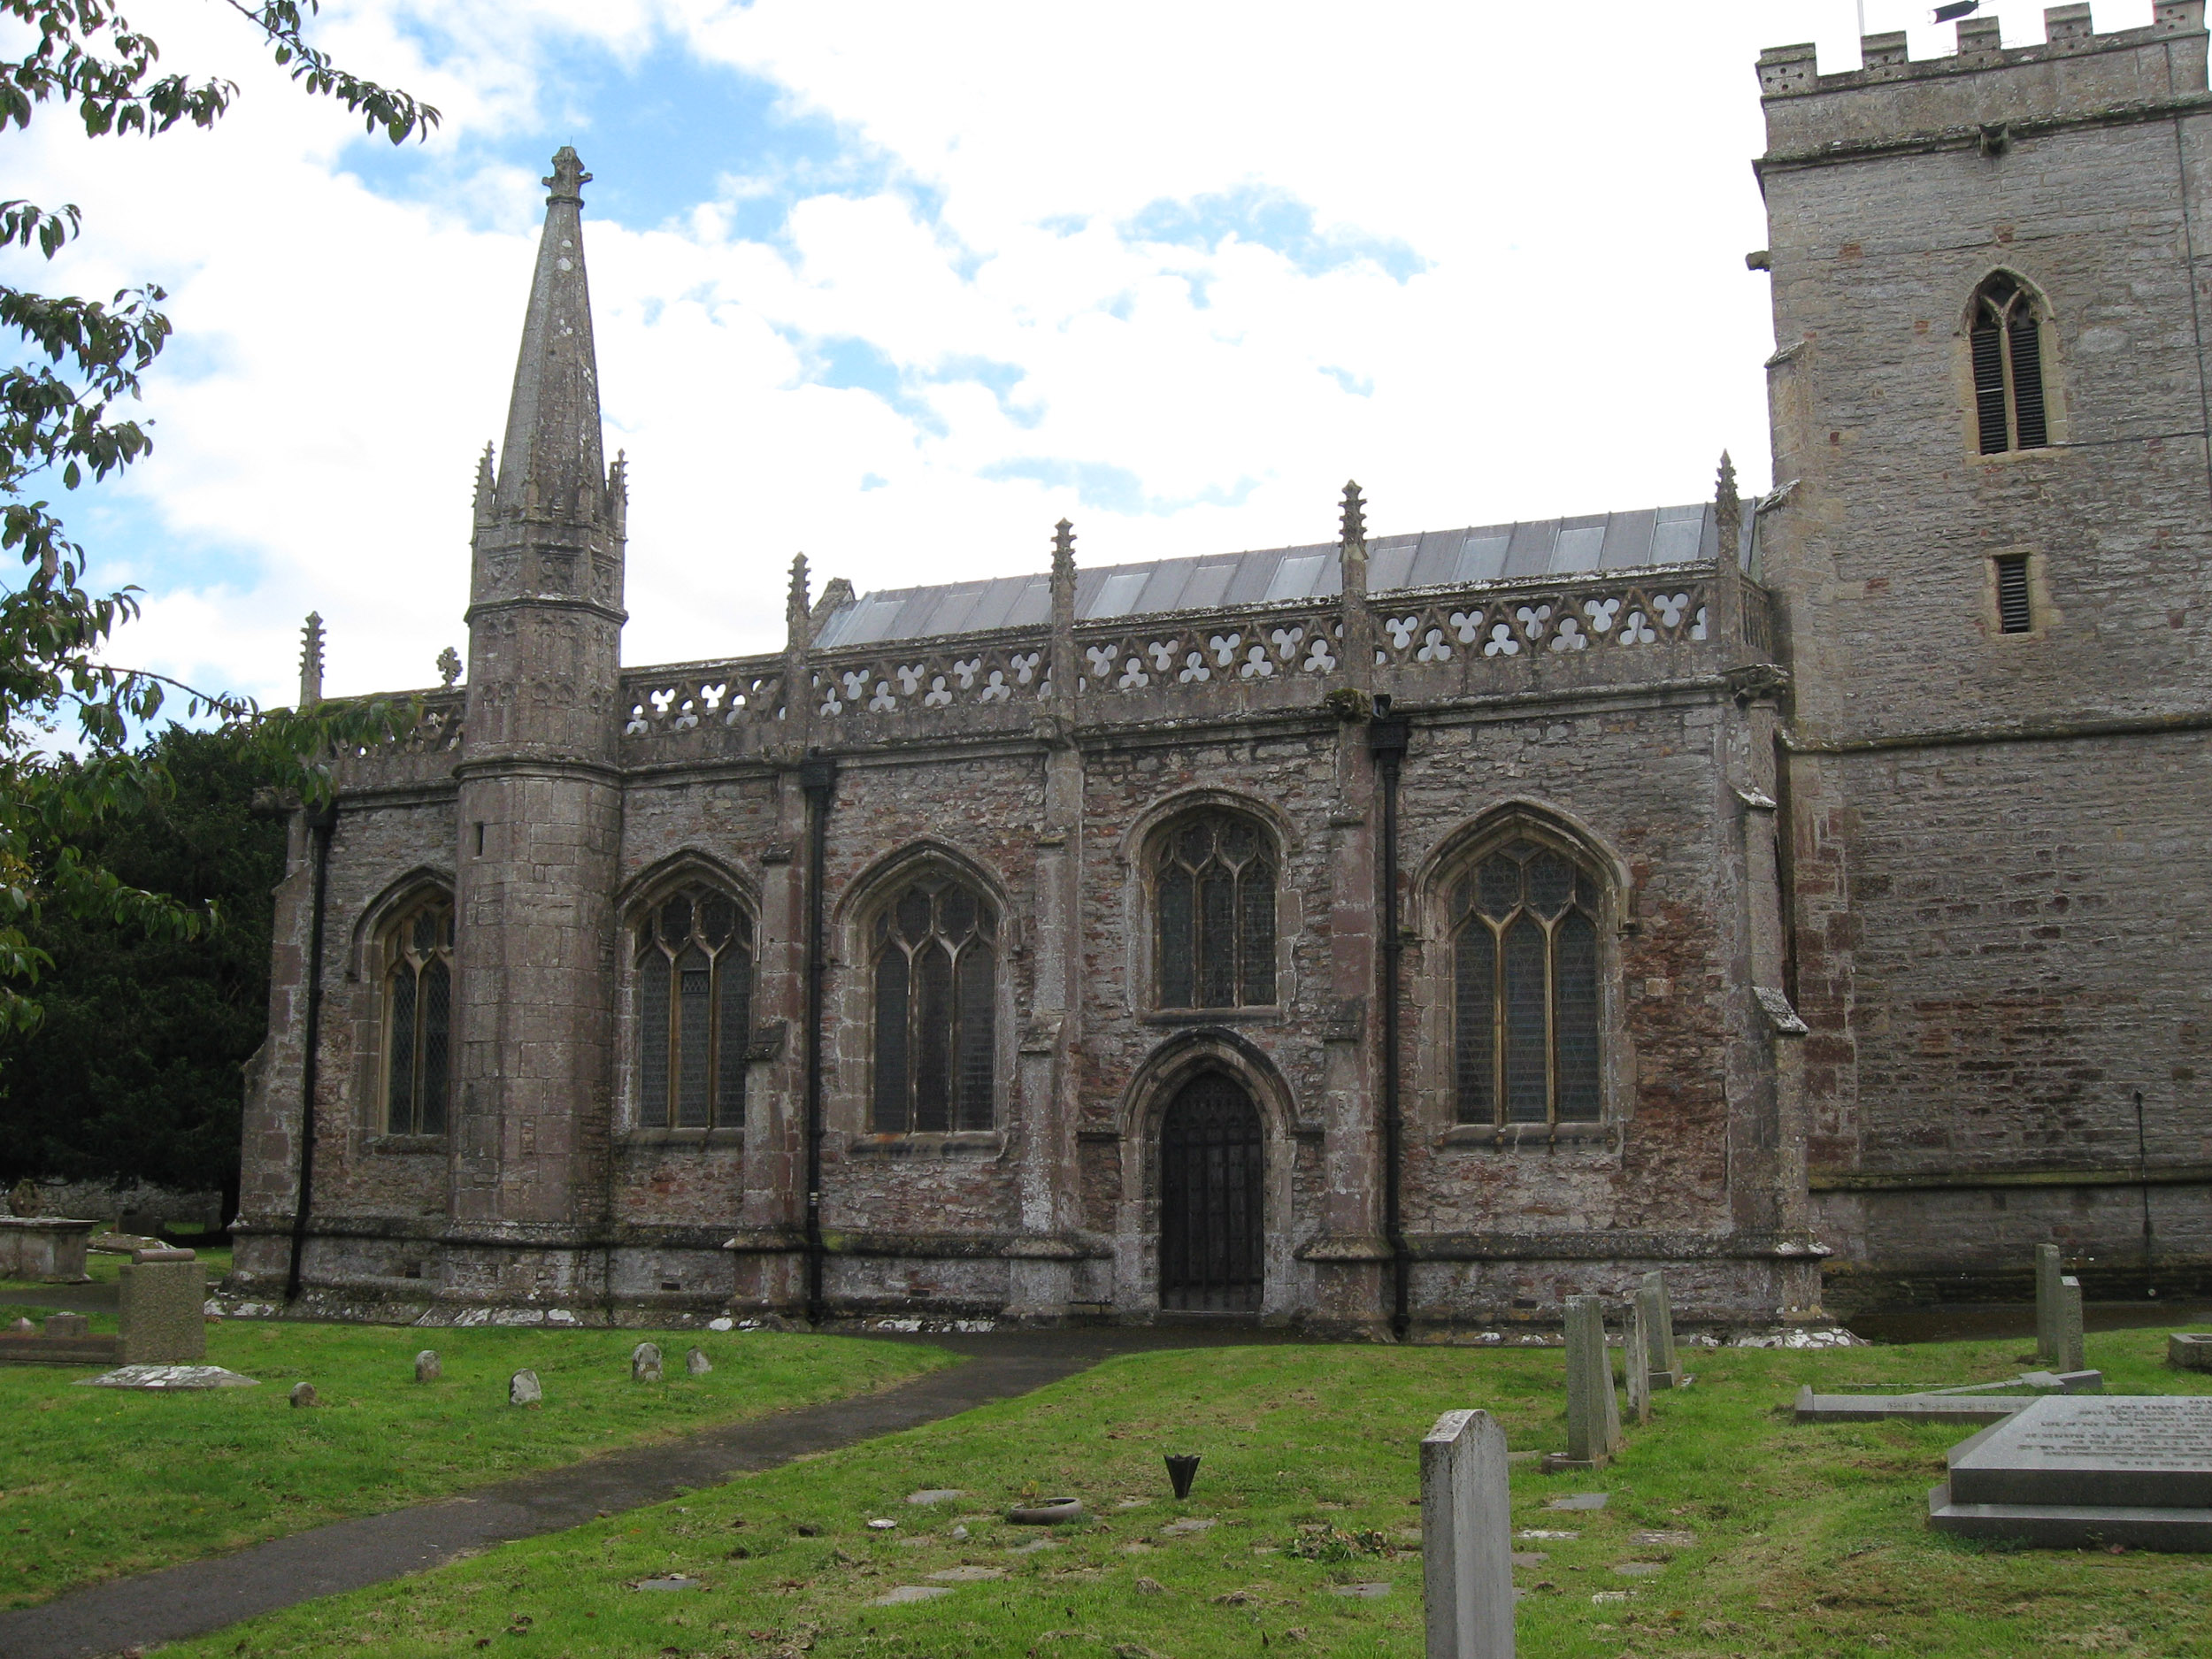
left=872, top=876, right=996, bottom=1133
left=636, top=886, right=753, bottom=1129
left=1155, top=811, right=1277, bottom=1009
left=384, top=894, right=454, bottom=1135
left=1450, top=835, right=1605, bottom=1126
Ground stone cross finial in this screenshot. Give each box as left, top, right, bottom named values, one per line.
left=543, top=146, right=592, bottom=204
left=299, top=612, right=325, bottom=706
left=436, top=646, right=462, bottom=688
left=1339, top=480, right=1367, bottom=550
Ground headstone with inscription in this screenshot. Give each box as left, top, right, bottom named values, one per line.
left=2034, top=1243, right=2063, bottom=1363
left=632, top=1341, right=664, bottom=1382
left=1928, top=1394, right=2212, bottom=1550
left=1625, top=1299, right=1653, bottom=1426
left=1638, top=1271, right=1680, bottom=1390
left=1421, top=1408, right=1514, bottom=1659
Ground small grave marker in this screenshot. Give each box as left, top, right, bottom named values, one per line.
left=2055, top=1276, right=2086, bottom=1374
left=686, top=1347, right=711, bottom=1375
left=289, top=1382, right=318, bottom=1408
left=1420, top=1406, right=1513, bottom=1658
left=414, top=1349, right=441, bottom=1383
left=631, top=1342, right=664, bottom=1382
left=1625, top=1299, right=1653, bottom=1426
left=510, top=1369, right=542, bottom=1406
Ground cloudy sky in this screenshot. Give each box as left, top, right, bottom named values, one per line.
left=8, top=0, right=2155, bottom=705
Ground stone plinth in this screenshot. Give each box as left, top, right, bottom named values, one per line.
left=1928, top=1395, right=2212, bottom=1550
left=2170, top=1333, right=2212, bottom=1373
left=119, top=1256, right=206, bottom=1365
left=0, top=1217, right=100, bottom=1283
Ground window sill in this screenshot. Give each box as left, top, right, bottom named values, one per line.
left=1439, top=1122, right=1616, bottom=1151
left=846, top=1131, right=1006, bottom=1160
left=618, top=1127, right=746, bottom=1148
left=1139, top=1007, right=1284, bottom=1027
left=367, top=1134, right=449, bottom=1155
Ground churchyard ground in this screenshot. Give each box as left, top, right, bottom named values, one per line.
left=165, top=1325, right=2212, bottom=1659
left=0, top=1322, right=950, bottom=1610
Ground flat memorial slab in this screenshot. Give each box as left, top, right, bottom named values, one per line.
left=76, top=1364, right=257, bottom=1391
left=1929, top=1394, right=2212, bottom=1551
left=1797, top=1386, right=2026, bottom=1425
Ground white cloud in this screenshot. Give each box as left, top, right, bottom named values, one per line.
left=8, top=0, right=2157, bottom=706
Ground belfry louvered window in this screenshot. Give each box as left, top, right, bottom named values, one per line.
left=1154, top=812, right=1278, bottom=1010
left=872, top=877, right=996, bottom=1133
left=1971, top=274, right=2050, bottom=455
left=383, top=895, right=454, bottom=1135
left=1450, top=836, right=1604, bottom=1126
left=636, top=887, right=752, bottom=1129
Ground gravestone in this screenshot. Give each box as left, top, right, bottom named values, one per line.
left=118, top=1248, right=204, bottom=1365
left=1545, top=1296, right=1622, bottom=1471
left=1638, top=1271, right=1680, bottom=1390
left=632, top=1341, right=664, bottom=1382
left=415, top=1349, right=441, bottom=1382
left=686, top=1346, right=711, bottom=1376
left=78, top=1363, right=256, bottom=1390
left=43, top=1313, right=88, bottom=1338
left=2169, top=1333, right=2212, bottom=1373
left=2055, top=1276, right=2086, bottom=1375
left=290, top=1382, right=318, bottom=1408
left=2035, top=1244, right=2063, bottom=1363
left=0, top=1216, right=98, bottom=1282
left=1625, top=1299, right=1653, bottom=1426
left=510, top=1369, right=542, bottom=1406
left=1420, top=1407, right=1513, bottom=1658
left=1928, top=1394, right=2212, bottom=1549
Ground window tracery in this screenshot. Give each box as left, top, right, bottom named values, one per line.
left=1153, top=810, right=1278, bottom=1010
left=635, top=886, right=752, bottom=1130
left=1448, top=833, right=1604, bottom=1126
left=382, top=893, right=454, bottom=1136
left=1970, top=273, right=2050, bottom=455
left=872, top=875, right=996, bottom=1133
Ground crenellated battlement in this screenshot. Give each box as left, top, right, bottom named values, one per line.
left=1758, top=1, right=2207, bottom=165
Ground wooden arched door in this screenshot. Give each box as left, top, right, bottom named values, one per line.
left=1158, top=1072, right=1263, bottom=1311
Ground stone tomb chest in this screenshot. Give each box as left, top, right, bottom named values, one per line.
left=1929, top=1394, right=2212, bottom=1550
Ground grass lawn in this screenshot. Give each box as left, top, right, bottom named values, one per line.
left=162, top=1322, right=2212, bottom=1659
left=0, top=1322, right=952, bottom=1611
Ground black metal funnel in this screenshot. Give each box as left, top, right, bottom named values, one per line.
left=1164, top=1453, right=1202, bottom=1501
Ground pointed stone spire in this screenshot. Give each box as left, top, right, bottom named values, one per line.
left=1338, top=480, right=1369, bottom=598
left=1715, top=450, right=1742, bottom=560
left=786, top=553, right=811, bottom=651
left=1049, top=518, right=1077, bottom=634
left=472, top=443, right=496, bottom=527
left=495, top=148, right=605, bottom=522
left=299, top=612, right=325, bottom=706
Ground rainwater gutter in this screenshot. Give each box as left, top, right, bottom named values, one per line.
left=286, top=800, right=336, bottom=1304
left=1369, top=697, right=1411, bottom=1342
left=798, top=751, right=838, bottom=1327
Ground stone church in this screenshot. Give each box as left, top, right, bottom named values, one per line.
left=233, top=5, right=2212, bottom=1333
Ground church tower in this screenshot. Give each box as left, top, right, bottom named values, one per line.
left=450, top=148, right=627, bottom=1297
left=1754, top=6, right=2212, bottom=1302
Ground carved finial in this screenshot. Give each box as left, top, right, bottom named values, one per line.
left=543, top=146, right=592, bottom=204
left=299, top=612, right=325, bottom=707
left=1339, top=480, right=1366, bottom=549
left=1052, top=518, right=1076, bottom=578
left=786, top=553, right=811, bottom=651
left=436, top=646, right=462, bottom=689
left=1715, top=450, right=1743, bottom=560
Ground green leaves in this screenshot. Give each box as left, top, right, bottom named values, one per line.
left=0, top=0, right=437, bottom=1039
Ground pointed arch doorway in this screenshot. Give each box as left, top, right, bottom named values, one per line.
left=1157, top=1072, right=1263, bottom=1312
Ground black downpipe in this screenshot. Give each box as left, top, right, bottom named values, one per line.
left=286, top=801, right=337, bottom=1304
left=798, top=752, right=838, bottom=1327
left=1368, top=698, right=1411, bottom=1342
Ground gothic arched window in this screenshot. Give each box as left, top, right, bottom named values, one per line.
left=1971, top=273, right=2050, bottom=455
left=1449, top=834, right=1604, bottom=1126
left=1153, top=810, right=1278, bottom=1010
left=872, top=876, right=995, bottom=1133
left=636, top=887, right=753, bottom=1129
left=383, top=894, right=454, bottom=1136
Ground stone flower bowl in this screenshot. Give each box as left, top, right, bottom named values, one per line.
left=1006, top=1497, right=1085, bottom=1525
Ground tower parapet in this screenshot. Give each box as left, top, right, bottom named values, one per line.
left=1757, top=2, right=2206, bottom=164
